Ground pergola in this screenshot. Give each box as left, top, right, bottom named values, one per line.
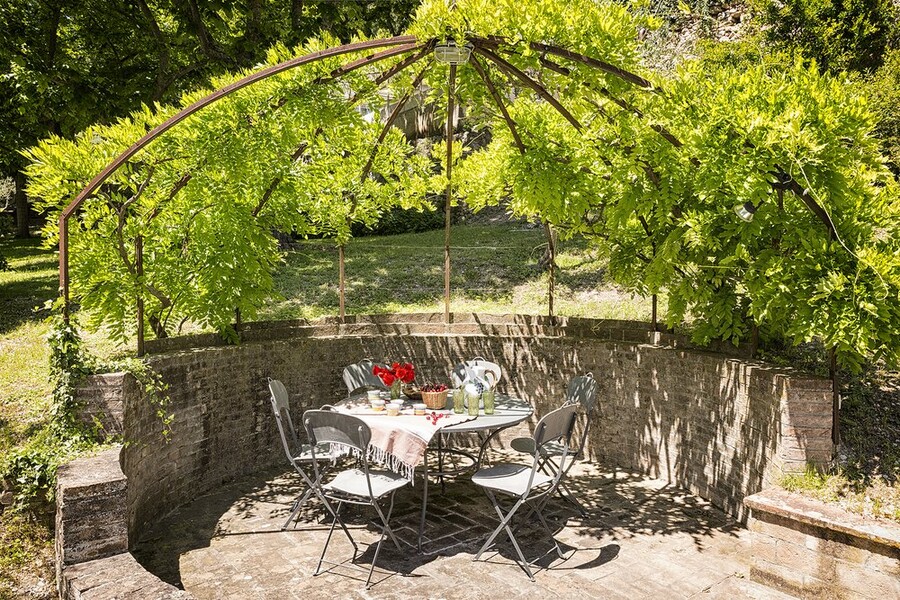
left=55, top=22, right=839, bottom=357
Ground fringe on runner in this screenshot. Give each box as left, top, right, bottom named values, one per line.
left=331, top=442, right=416, bottom=484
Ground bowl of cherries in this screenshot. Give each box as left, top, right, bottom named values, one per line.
left=418, top=383, right=450, bottom=409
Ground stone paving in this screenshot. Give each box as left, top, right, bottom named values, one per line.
left=134, top=451, right=795, bottom=600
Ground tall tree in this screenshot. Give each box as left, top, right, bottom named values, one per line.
left=0, top=0, right=420, bottom=237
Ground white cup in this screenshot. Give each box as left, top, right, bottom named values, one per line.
left=367, top=390, right=381, bottom=401
left=413, top=403, right=427, bottom=416
left=370, top=399, right=385, bottom=412
left=386, top=402, right=401, bottom=416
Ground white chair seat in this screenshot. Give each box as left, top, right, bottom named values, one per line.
left=324, top=468, right=409, bottom=499
left=472, top=463, right=553, bottom=496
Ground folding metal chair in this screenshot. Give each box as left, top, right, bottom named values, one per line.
left=268, top=378, right=334, bottom=530
left=472, top=403, right=579, bottom=581
left=342, top=359, right=387, bottom=396
left=509, top=373, right=598, bottom=516
left=303, top=409, right=411, bottom=589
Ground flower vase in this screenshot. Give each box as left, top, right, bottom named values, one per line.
left=390, top=379, right=402, bottom=400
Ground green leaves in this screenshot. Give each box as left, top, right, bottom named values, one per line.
left=452, top=18, right=900, bottom=370
left=21, top=0, right=900, bottom=371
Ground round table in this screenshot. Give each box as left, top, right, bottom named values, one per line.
left=341, top=391, right=534, bottom=551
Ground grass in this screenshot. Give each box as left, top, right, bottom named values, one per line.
left=0, top=238, right=57, bottom=599
left=783, top=467, right=900, bottom=522
left=262, top=223, right=657, bottom=321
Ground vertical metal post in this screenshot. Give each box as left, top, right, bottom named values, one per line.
left=546, top=223, right=555, bottom=322
left=651, top=294, right=658, bottom=332
left=443, top=64, right=457, bottom=325
left=829, top=346, right=840, bottom=446
left=59, top=215, right=70, bottom=322
left=135, top=235, right=145, bottom=357
left=339, top=244, right=346, bottom=322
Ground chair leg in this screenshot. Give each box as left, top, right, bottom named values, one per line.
left=282, top=486, right=314, bottom=530
left=474, top=492, right=535, bottom=581
left=534, top=498, right=568, bottom=560
left=315, top=498, right=358, bottom=577
left=314, top=489, right=357, bottom=549
left=557, top=481, right=588, bottom=518
left=366, top=492, right=400, bottom=589
left=315, top=500, right=342, bottom=576
left=372, top=491, right=403, bottom=552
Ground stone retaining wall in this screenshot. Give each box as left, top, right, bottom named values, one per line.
left=745, top=488, right=900, bottom=599
left=61, top=313, right=835, bottom=598
left=74, top=314, right=832, bottom=537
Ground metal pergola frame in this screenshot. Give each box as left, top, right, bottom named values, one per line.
left=56, top=32, right=839, bottom=349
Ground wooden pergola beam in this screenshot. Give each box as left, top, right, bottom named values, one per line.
left=320, top=42, right=422, bottom=82
left=473, top=35, right=655, bottom=90
left=470, top=54, right=526, bottom=155
left=528, top=41, right=655, bottom=90
left=473, top=44, right=582, bottom=132
left=444, top=63, right=458, bottom=324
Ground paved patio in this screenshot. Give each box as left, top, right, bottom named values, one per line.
left=134, top=451, right=793, bottom=599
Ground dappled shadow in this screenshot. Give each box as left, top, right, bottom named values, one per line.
left=134, top=456, right=747, bottom=595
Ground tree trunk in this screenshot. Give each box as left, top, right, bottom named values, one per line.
left=291, top=0, right=304, bottom=32
left=185, top=0, right=225, bottom=61
left=14, top=171, right=29, bottom=238
left=135, top=0, right=171, bottom=101
left=539, top=220, right=557, bottom=271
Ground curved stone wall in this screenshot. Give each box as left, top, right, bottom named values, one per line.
left=73, top=313, right=833, bottom=548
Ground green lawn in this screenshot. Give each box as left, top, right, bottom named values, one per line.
left=262, top=224, right=656, bottom=321
left=0, top=238, right=57, bottom=599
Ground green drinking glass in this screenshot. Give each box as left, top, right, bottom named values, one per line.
left=453, top=388, right=466, bottom=414
left=467, top=391, right=481, bottom=417
left=482, top=389, right=495, bottom=415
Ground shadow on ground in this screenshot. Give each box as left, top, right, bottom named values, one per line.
left=133, top=451, right=778, bottom=599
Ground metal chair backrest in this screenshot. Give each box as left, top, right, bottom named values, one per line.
left=451, top=356, right=502, bottom=388
left=526, top=403, right=579, bottom=495
left=565, top=373, right=598, bottom=459
left=303, top=409, right=372, bottom=454
left=268, top=378, right=300, bottom=463
left=566, top=373, right=598, bottom=414
left=342, top=359, right=386, bottom=396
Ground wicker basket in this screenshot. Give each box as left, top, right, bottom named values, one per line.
left=420, top=389, right=449, bottom=410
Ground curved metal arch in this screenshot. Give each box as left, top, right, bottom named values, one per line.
left=60, top=28, right=743, bottom=329
left=58, top=34, right=418, bottom=310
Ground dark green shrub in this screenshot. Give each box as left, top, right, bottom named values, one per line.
left=752, top=0, right=899, bottom=73
left=352, top=197, right=448, bottom=237
left=867, top=48, right=900, bottom=174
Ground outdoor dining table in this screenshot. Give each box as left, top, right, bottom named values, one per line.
left=334, top=391, right=534, bottom=551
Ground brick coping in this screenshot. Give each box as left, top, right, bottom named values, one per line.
left=745, top=487, right=900, bottom=550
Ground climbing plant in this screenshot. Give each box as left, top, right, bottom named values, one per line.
left=24, top=0, right=900, bottom=370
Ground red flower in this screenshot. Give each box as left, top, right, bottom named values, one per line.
left=399, top=363, right=416, bottom=383
left=372, top=361, right=415, bottom=385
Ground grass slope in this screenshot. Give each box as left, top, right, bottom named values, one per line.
left=262, top=224, right=654, bottom=321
